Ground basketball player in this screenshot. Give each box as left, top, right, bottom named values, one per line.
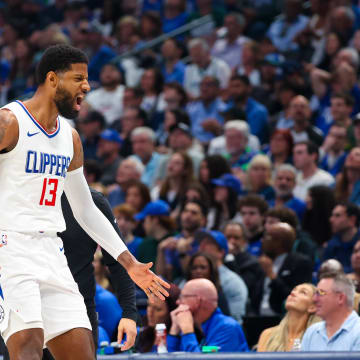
left=0, top=44, right=169, bottom=360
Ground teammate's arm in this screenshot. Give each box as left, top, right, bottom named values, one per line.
left=65, top=129, right=170, bottom=301
left=0, top=110, right=19, bottom=152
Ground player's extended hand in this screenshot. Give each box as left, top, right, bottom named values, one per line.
left=117, top=318, right=137, bottom=351
left=128, top=261, right=170, bottom=302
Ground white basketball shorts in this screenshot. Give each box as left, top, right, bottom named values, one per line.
left=0, top=230, right=91, bottom=345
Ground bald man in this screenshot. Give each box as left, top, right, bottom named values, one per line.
left=257, top=222, right=313, bottom=315
left=167, top=279, right=248, bottom=352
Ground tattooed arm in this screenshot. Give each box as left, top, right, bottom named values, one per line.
left=0, top=109, right=19, bottom=152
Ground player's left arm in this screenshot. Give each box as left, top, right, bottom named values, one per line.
left=65, top=129, right=170, bottom=301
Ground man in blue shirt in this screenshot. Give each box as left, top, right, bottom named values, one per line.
left=167, top=278, right=248, bottom=352
left=301, top=273, right=360, bottom=351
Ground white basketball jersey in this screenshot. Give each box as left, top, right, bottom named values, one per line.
left=0, top=101, right=74, bottom=232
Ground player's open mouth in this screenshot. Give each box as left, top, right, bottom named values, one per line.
left=74, top=96, right=83, bottom=111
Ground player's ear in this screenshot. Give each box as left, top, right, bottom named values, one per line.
left=47, top=71, right=58, bottom=88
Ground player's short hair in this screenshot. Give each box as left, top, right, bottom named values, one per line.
left=36, top=44, right=88, bottom=84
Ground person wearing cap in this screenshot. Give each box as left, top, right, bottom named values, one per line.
left=208, top=173, right=242, bottom=230
left=135, top=200, right=177, bottom=270
left=84, top=63, right=125, bottom=126
left=96, top=129, right=123, bottom=186
left=168, top=279, right=249, bottom=353
left=198, top=230, right=248, bottom=323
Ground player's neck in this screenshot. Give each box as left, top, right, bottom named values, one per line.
left=23, top=93, right=59, bottom=132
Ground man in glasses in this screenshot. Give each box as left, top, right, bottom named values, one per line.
left=167, top=278, right=248, bottom=352
left=301, top=273, right=360, bottom=351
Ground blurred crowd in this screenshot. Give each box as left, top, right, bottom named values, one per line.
left=3, top=0, right=360, bottom=354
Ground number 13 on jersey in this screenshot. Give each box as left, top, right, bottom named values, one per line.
left=39, top=178, right=59, bottom=206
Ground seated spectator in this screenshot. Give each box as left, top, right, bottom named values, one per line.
left=113, top=204, right=143, bottom=257
left=208, top=173, right=242, bottom=230
left=186, top=76, right=227, bottom=144
left=161, top=38, right=185, bottom=85
left=257, top=283, right=320, bottom=351
left=301, top=273, right=360, bottom=351
left=211, top=13, right=248, bottom=70
left=238, top=195, right=268, bottom=257
left=107, top=157, right=145, bottom=208
left=223, top=221, right=264, bottom=314
left=348, top=240, right=360, bottom=293
left=184, top=38, right=231, bottom=98
left=84, top=63, right=125, bottom=126
left=319, top=124, right=348, bottom=177
left=265, top=207, right=318, bottom=265
left=258, top=223, right=313, bottom=316
left=135, top=200, right=177, bottom=269
left=266, top=129, right=294, bottom=171
left=137, top=283, right=181, bottom=353
left=319, top=259, right=344, bottom=279
left=266, top=0, right=309, bottom=53
left=323, top=202, right=360, bottom=273
left=130, top=127, right=164, bottom=188
left=335, top=147, right=360, bottom=205
left=124, top=179, right=151, bottom=214
left=226, top=75, right=269, bottom=144
left=244, top=155, right=275, bottom=203
left=96, top=129, right=123, bottom=186
left=269, top=164, right=306, bottom=221
left=175, top=252, right=230, bottom=316
left=198, top=230, right=248, bottom=323
left=152, top=151, right=195, bottom=212
left=293, top=141, right=335, bottom=201
left=168, top=279, right=249, bottom=352
left=302, top=185, right=336, bottom=247
left=162, top=0, right=188, bottom=35
left=93, top=250, right=111, bottom=291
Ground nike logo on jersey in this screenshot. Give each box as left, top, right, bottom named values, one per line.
left=27, top=131, right=40, bottom=137
left=60, top=247, right=64, bottom=252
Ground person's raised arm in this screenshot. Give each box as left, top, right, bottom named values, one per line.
left=65, top=128, right=170, bottom=300
left=0, top=109, right=19, bottom=152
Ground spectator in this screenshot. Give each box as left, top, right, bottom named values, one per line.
left=223, top=221, right=264, bottom=314
left=198, top=230, right=248, bottom=323
left=114, top=16, right=139, bottom=54
left=318, top=259, right=344, bottom=279
left=124, top=180, right=151, bottom=215
left=238, top=195, right=268, bottom=257
left=135, top=200, right=177, bottom=269
left=257, top=283, right=320, bottom=351
left=93, top=250, right=111, bottom=290
left=137, top=283, right=181, bottom=353
left=265, top=207, right=318, bottom=264
left=113, top=204, right=143, bottom=257
left=186, top=76, right=227, bottom=144
left=84, top=63, right=125, bottom=126
left=140, top=11, right=162, bottom=42
left=244, top=154, right=276, bottom=203
left=319, top=123, right=348, bottom=177
left=77, top=110, right=105, bottom=161
left=168, top=279, right=249, bottom=352
left=258, top=223, right=313, bottom=315
left=266, top=0, right=309, bottom=53
left=323, top=202, right=360, bottom=273
left=348, top=240, right=360, bottom=292
left=301, top=273, right=360, bottom=351
left=161, top=38, right=185, bottom=85
left=130, top=127, right=164, bottom=188
left=267, top=129, right=294, bottom=170
left=302, top=185, right=336, bottom=247
left=207, top=173, right=242, bottom=230
left=176, top=252, right=231, bottom=316
left=211, top=13, right=248, bottom=70
left=226, top=75, right=269, bottom=144
left=96, top=129, right=123, bottom=186
left=329, top=6, right=355, bottom=45
left=107, top=157, right=144, bottom=208
left=184, top=38, right=231, bottom=98
left=223, top=120, right=257, bottom=171
left=293, top=141, right=334, bottom=201
left=269, top=164, right=306, bottom=221
left=288, top=95, right=323, bottom=146
left=318, top=32, right=344, bottom=72
left=162, top=0, right=188, bottom=35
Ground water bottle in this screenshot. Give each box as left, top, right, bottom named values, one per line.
left=291, top=338, right=301, bottom=351
left=155, top=323, right=168, bottom=353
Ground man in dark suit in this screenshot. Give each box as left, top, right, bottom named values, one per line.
left=257, top=222, right=313, bottom=315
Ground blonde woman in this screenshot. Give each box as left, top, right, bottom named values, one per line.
left=245, top=154, right=275, bottom=202
left=257, top=283, right=321, bottom=352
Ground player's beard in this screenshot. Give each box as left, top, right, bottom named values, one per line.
left=54, top=86, right=79, bottom=119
